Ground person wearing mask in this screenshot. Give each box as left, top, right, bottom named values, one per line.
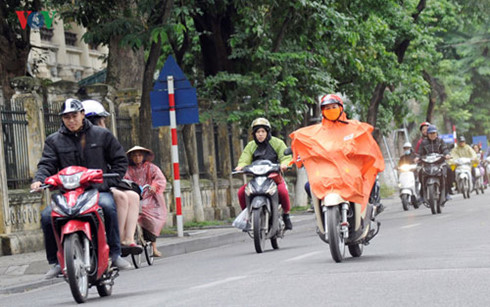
left=31, top=98, right=132, bottom=278
left=398, top=142, right=417, bottom=166
left=418, top=125, right=452, bottom=202
left=235, top=118, right=293, bottom=230
left=82, top=99, right=143, bottom=254
left=289, top=94, right=385, bottom=216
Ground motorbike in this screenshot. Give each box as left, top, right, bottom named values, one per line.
left=451, top=158, right=472, bottom=199
left=484, top=156, right=490, bottom=186
left=472, top=163, right=485, bottom=195
left=420, top=153, right=447, bottom=214
left=232, top=160, right=285, bottom=253
left=397, top=164, right=420, bottom=211
left=36, top=166, right=119, bottom=303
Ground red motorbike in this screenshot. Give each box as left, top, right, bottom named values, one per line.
left=40, top=166, right=119, bottom=303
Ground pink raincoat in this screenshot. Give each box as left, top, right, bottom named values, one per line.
left=125, top=162, right=167, bottom=237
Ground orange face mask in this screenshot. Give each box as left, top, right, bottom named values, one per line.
left=322, top=107, right=342, bottom=121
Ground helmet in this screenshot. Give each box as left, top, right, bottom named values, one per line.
left=82, top=100, right=110, bottom=117
left=427, top=125, right=437, bottom=133
left=320, top=94, right=343, bottom=108
left=403, top=142, right=412, bottom=149
left=251, top=118, right=271, bottom=132
left=458, top=136, right=466, bottom=143
left=59, top=98, right=84, bottom=115
left=419, top=122, right=430, bottom=131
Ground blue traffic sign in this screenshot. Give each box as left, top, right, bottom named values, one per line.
left=440, top=133, right=454, bottom=144
left=151, top=55, right=199, bottom=127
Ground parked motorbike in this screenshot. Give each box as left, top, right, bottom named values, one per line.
left=232, top=160, right=285, bottom=253
left=36, top=166, right=119, bottom=303
left=451, top=158, right=472, bottom=199
left=421, top=153, right=447, bottom=214
left=397, top=164, right=420, bottom=211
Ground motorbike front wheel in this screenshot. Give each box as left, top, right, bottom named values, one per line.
left=348, top=244, right=363, bottom=257
left=64, top=234, right=89, bottom=303
left=253, top=208, right=266, bottom=253
left=96, top=281, right=113, bottom=297
left=401, top=194, right=410, bottom=211
left=427, top=185, right=438, bottom=215
left=325, top=206, right=345, bottom=263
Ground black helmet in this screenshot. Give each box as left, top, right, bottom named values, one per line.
left=458, top=136, right=466, bottom=143
left=59, top=98, right=84, bottom=115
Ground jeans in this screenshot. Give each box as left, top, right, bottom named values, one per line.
left=41, top=191, right=121, bottom=264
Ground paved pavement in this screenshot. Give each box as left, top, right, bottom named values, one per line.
left=0, top=198, right=398, bottom=295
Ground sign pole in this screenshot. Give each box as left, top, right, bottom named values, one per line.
left=168, top=76, right=184, bottom=237
left=453, top=125, right=457, bottom=145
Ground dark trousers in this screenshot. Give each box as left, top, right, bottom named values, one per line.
left=41, top=192, right=121, bottom=264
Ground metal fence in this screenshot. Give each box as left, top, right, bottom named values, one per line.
left=44, top=101, right=63, bottom=137
left=1, top=105, right=31, bottom=189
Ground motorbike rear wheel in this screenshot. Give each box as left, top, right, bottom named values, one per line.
left=401, top=194, right=410, bottom=211
left=96, top=281, right=113, bottom=297
left=348, top=244, right=363, bottom=257
left=253, top=208, right=266, bottom=253
left=64, top=234, right=89, bottom=303
left=325, top=206, right=345, bottom=263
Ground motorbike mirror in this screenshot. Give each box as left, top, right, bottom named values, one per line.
left=284, top=147, right=292, bottom=156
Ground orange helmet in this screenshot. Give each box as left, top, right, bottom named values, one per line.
left=320, top=94, right=343, bottom=108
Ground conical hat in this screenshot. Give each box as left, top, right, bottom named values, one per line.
left=126, top=146, right=154, bottom=162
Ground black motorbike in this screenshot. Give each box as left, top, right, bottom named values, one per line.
left=233, top=160, right=285, bottom=253
left=420, top=153, right=447, bottom=215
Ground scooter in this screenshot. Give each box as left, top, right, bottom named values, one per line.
left=232, top=160, right=285, bottom=253
left=472, top=163, right=485, bottom=195
left=37, top=166, right=119, bottom=303
left=398, top=164, right=420, bottom=211
left=452, top=158, right=472, bottom=199
left=421, top=153, right=447, bottom=214
left=484, top=156, right=490, bottom=186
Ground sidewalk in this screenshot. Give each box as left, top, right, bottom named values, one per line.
left=0, top=213, right=317, bottom=295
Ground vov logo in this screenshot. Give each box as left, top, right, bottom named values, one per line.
left=16, top=11, right=57, bottom=30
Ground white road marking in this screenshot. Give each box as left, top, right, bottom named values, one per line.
left=191, top=276, right=247, bottom=289
left=284, top=251, right=322, bottom=262
left=400, top=223, right=421, bottom=229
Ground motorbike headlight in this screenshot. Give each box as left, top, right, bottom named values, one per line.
left=399, top=164, right=411, bottom=172
left=265, top=181, right=277, bottom=195
left=245, top=183, right=254, bottom=196
left=59, top=172, right=83, bottom=190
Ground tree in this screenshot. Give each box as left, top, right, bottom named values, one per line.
left=0, top=0, right=41, bottom=102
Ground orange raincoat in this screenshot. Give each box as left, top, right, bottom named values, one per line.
left=290, top=113, right=385, bottom=208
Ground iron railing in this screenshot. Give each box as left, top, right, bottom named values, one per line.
left=1, top=105, right=31, bottom=189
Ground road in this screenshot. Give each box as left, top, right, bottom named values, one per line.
left=2, top=192, right=490, bottom=306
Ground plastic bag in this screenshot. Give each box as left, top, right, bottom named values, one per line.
left=232, top=208, right=249, bottom=230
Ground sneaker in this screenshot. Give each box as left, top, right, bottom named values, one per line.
left=44, top=264, right=61, bottom=279
left=283, top=213, right=293, bottom=230
left=112, top=256, right=133, bottom=270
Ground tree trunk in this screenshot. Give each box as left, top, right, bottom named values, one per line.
left=366, top=83, right=386, bottom=129
left=183, top=124, right=205, bottom=221
left=106, top=36, right=145, bottom=91
left=139, top=0, right=174, bottom=147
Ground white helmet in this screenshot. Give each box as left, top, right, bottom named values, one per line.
left=81, top=100, right=110, bottom=117
left=403, top=142, right=412, bottom=149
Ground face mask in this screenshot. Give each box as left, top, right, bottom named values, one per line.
left=404, top=150, right=411, bottom=155
left=322, top=107, right=342, bottom=121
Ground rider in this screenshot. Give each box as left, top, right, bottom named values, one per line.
left=235, top=117, right=293, bottom=230
left=82, top=99, right=143, bottom=254
left=415, top=122, right=430, bottom=154
left=290, top=94, right=385, bottom=215
left=418, top=124, right=452, bottom=202
left=451, top=136, right=479, bottom=187
left=31, top=98, right=132, bottom=278
left=398, top=142, right=416, bottom=166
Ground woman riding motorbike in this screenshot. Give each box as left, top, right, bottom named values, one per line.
left=235, top=117, right=293, bottom=230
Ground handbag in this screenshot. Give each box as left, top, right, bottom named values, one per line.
left=232, top=208, right=249, bottom=230
left=116, top=179, right=142, bottom=200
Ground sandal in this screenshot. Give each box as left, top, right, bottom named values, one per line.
left=153, top=248, right=162, bottom=257
left=122, top=242, right=143, bottom=255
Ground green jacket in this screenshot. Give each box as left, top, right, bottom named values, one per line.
left=237, top=136, right=292, bottom=167
left=450, top=144, right=478, bottom=162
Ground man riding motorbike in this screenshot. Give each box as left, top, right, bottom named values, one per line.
left=415, top=122, right=430, bottom=154
left=31, top=98, right=132, bottom=278
left=399, top=142, right=417, bottom=166
left=418, top=125, right=452, bottom=203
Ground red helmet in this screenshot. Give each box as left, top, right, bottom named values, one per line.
left=320, top=94, right=343, bottom=108
left=419, top=122, right=430, bottom=131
